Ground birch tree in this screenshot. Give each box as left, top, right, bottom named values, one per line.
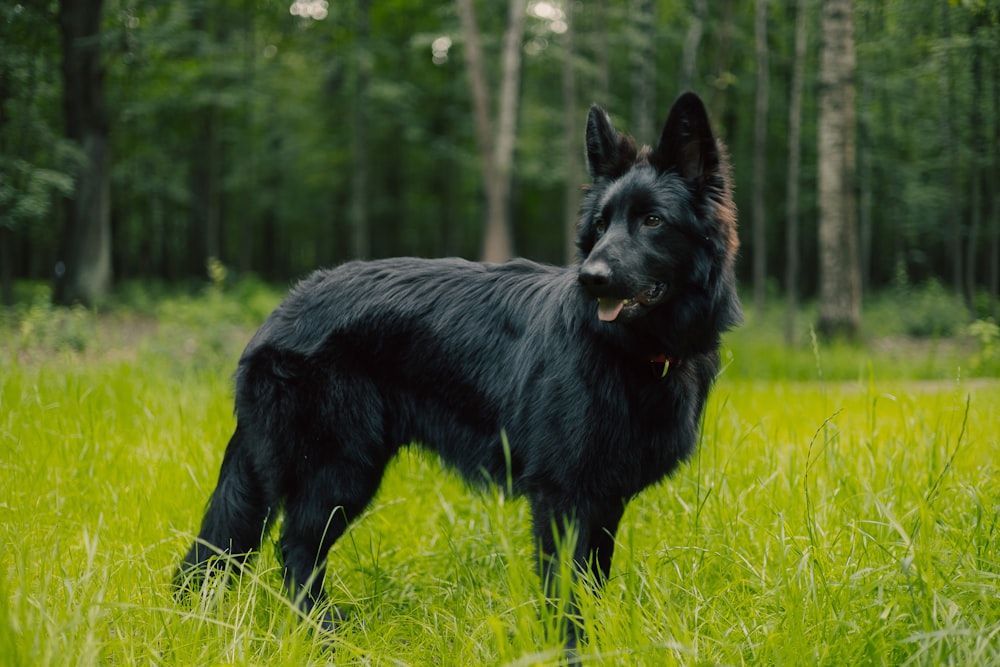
left=456, top=0, right=527, bottom=263
left=816, top=0, right=861, bottom=338
left=752, top=0, right=769, bottom=314
left=784, top=0, right=807, bottom=344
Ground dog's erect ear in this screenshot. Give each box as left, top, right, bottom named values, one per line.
left=649, top=92, right=720, bottom=181
left=586, top=105, right=636, bottom=181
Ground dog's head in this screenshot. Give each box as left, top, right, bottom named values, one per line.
left=576, top=92, right=741, bottom=351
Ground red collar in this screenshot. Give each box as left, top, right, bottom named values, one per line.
left=649, top=354, right=681, bottom=378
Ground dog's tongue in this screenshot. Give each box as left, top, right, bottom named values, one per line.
left=597, top=298, right=626, bottom=322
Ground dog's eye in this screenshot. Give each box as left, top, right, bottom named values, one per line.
left=594, top=218, right=606, bottom=235
left=643, top=215, right=663, bottom=228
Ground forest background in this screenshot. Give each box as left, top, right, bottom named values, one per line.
left=1, top=0, right=999, bottom=338
left=3, top=3, right=1000, bottom=664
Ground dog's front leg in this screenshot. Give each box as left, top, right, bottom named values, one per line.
left=529, top=494, right=625, bottom=654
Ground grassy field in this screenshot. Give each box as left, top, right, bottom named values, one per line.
left=1, top=281, right=998, bottom=666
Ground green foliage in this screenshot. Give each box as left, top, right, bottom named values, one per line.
left=731, top=288, right=993, bottom=382
left=968, top=318, right=999, bottom=372
left=5, top=0, right=997, bottom=306
left=206, top=257, right=228, bottom=289
left=3, top=284, right=97, bottom=353
left=878, top=277, right=971, bottom=339
left=0, top=2, right=78, bottom=237
left=0, top=158, right=77, bottom=230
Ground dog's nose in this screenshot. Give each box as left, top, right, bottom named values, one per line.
left=578, top=259, right=612, bottom=288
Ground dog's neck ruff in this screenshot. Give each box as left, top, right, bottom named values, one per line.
left=649, top=353, right=681, bottom=378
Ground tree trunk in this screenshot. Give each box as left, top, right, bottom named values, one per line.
left=54, top=0, right=111, bottom=306
left=680, top=0, right=707, bottom=91
left=858, top=79, right=873, bottom=293
left=191, top=108, right=220, bottom=274
left=711, top=0, right=736, bottom=138
left=0, top=68, right=12, bottom=305
left=965, top=14, right=984, bottom=313
left=456, top=0, right=494, bottom=195
left=629, top=0, right=655, bottom=144
left=561, top=0, right=580, bottom=264
left=991, top=42, right=999, bottom=322
left=857, top=1, right=877, bottom=294
left=486, top=0, right=526, bottom=263
left=239, top=0, right=258, bottom=273
left=751, top=0, right=769, bottom=314
left=784, top=0, right=807, bottom=345
left=260, top=137, right=282, bottom=279
left=816, top=0, right=861, bottom=339
left=939, top=3, right=963, bottom=300
left=1, top=226, right=13, bottom=305
left=593, top=3, right=611, bottom=103
left=350, top=0, right=372, bottom=259
left=187, top=3, right=221, bottom=278
left=456, top=0, right=525, bottom=264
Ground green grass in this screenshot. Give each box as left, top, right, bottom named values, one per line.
left=2, top=282, right=999, bottom=665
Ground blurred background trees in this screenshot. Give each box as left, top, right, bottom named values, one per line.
left=1, top=0, right=998, bottom=329
left=54, top=0, right=111, bottom=306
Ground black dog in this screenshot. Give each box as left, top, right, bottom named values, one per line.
left=176, top=91, right=740, bottom=648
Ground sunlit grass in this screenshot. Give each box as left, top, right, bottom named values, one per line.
left=2, top=283, right=998, bottom=665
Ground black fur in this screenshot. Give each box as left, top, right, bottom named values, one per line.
left=176, top=91, right=740, bottom=648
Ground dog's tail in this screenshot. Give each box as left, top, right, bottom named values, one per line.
left=174, top=426, right=274, bottom=591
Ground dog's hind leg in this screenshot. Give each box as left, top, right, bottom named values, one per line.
left=278, top=460, right=384, bottom=634
left=175, top=426, right=275, bottom=590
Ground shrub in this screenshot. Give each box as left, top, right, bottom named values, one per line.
left=968, top=318, right=999, bottom=372
left=883, top=278, right=970, bottom=338
left=10, top=284, right=97, bottom=352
